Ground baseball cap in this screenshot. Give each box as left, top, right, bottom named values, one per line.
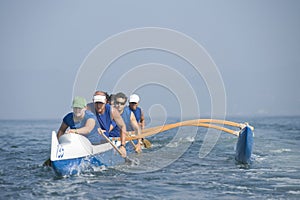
left=129, top=94, right=140, bottom=103
left=72, top=96, right=87, bottom=108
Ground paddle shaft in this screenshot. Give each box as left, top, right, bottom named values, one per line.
left=98, top=128, right=126, bottom=157
left=127, top=133, right=141, bottom=153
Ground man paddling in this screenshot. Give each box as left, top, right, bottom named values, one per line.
left=110, top=92, right=142, bottom=153
left=56, top=96, right=105, bottom=145
left=128, top=94, right=145, bottom=129
left=43, top=96, right=106, bottom=167
left=128, top=94, right=151, bottom=148
left=88, top=91, right=127, bottom=157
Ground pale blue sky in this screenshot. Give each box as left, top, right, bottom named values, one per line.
left=0, top=0, right=299, bottom=120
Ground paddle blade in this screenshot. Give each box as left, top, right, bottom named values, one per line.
left=125, top=157, right=140, bottom=166
left=43, top=158, right=52, bottom=167
left=142, top=138, right=152, bottom=148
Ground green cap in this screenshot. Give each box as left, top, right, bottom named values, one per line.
left=72, top=96, right=87, bottom=108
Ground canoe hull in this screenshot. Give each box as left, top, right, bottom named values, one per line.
left=50, top=131, right=124, bottom=176
left=52, top=156, right=101, bottom=176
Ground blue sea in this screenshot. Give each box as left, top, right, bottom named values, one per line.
left=0, top=116, right=299, bottom=199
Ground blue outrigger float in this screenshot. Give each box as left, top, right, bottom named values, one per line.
left=48, top=119, right=254, bottom=176
left=235, top=125, right=254, bottom=164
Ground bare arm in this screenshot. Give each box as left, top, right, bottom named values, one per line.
left=57, top=122, right=69, bottom=138
left=130, top=112, right=141, bottom=137
left=140, top=109, right=145, bottom=129
left=130, top=112, right=142, bottom=152
left=69, top=118, right=95, bottom=135
left=111, top=107, right=127, bottom=145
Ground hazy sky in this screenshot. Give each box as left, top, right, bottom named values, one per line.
left=0, top=0, right=299, bottom=120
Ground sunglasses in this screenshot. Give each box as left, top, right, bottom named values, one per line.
left=115, top=101, right=126, bottom=106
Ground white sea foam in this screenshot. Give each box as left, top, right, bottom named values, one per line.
left=270, top=148, right=292, bottom=153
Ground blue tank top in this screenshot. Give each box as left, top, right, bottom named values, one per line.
left=109, top=106, right=134, bottom=137
left=122, top=106, right=134, bottom=131
left=89, top=103, right=113, bottom=137
left=63, top=110, right=104, bottom=145
left=130, top=107, right=142, bottom=123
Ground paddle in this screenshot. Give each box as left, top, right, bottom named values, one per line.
left=141, top=138, right=152, bottom=148
left=127, top=133, right=142, bottom=153
left=98, top=128, right=133, bottom=164
left=126, top=133, right=152, bottom=148
left=43, top=158, right=51, bottom=167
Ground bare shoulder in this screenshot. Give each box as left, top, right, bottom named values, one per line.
left=110, top=106, right=119, bottom=118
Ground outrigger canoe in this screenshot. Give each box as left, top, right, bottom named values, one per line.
left=49, top=119, right=254, bottom=176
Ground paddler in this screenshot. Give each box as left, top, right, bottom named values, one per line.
left=87, top=91, right=127, bottom=157
left=56, top=96, right=105, bottom=145
left=109, top=92, right=142, bottom=153
left=128, top=94, right=151, bottom=148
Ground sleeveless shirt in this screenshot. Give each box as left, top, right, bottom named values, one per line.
left=63, top=110, right=104, bottom=145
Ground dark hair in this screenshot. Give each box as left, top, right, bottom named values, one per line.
left=114, top=92, right=127, bottom=102
left=104, top=92, right=109, bottom=100
left=108, top=94, right=115, bottom=102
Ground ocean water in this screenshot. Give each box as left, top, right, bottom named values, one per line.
left=0, top=116, right=299, bottom=199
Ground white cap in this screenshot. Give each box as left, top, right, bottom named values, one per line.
left=129, top=94, right=140, bottom=103
left=93, top=95, right=106, bottom=103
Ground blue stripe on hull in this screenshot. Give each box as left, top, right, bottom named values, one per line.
left=51, top=145, right=129, bottom=176
left=52, top=156, right=104, bottom=176
left=235, top=126, right=253, bottom=164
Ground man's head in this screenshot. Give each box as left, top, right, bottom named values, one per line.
left=114, top=92, right=127, bottom=113
left=72, top=96, right=87, bottom=117
left=93, top=91, right=107, bottom=114
left=128, top=94, right=140, bottom=110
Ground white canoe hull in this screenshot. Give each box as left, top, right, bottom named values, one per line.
left=50, top=131, right=123, bottom=176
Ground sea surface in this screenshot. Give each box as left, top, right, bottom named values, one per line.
left=0, top=116, right=299, bottom=199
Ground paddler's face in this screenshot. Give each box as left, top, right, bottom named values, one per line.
left=94, top=102, right=106, bottom=114
left=93, top=94, right=107, bottom=114
left=73, top=107, right=85, bottom=118
left=114, top=97, right=126, bottom=113
left=129, top=102, right=138, bottom=110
